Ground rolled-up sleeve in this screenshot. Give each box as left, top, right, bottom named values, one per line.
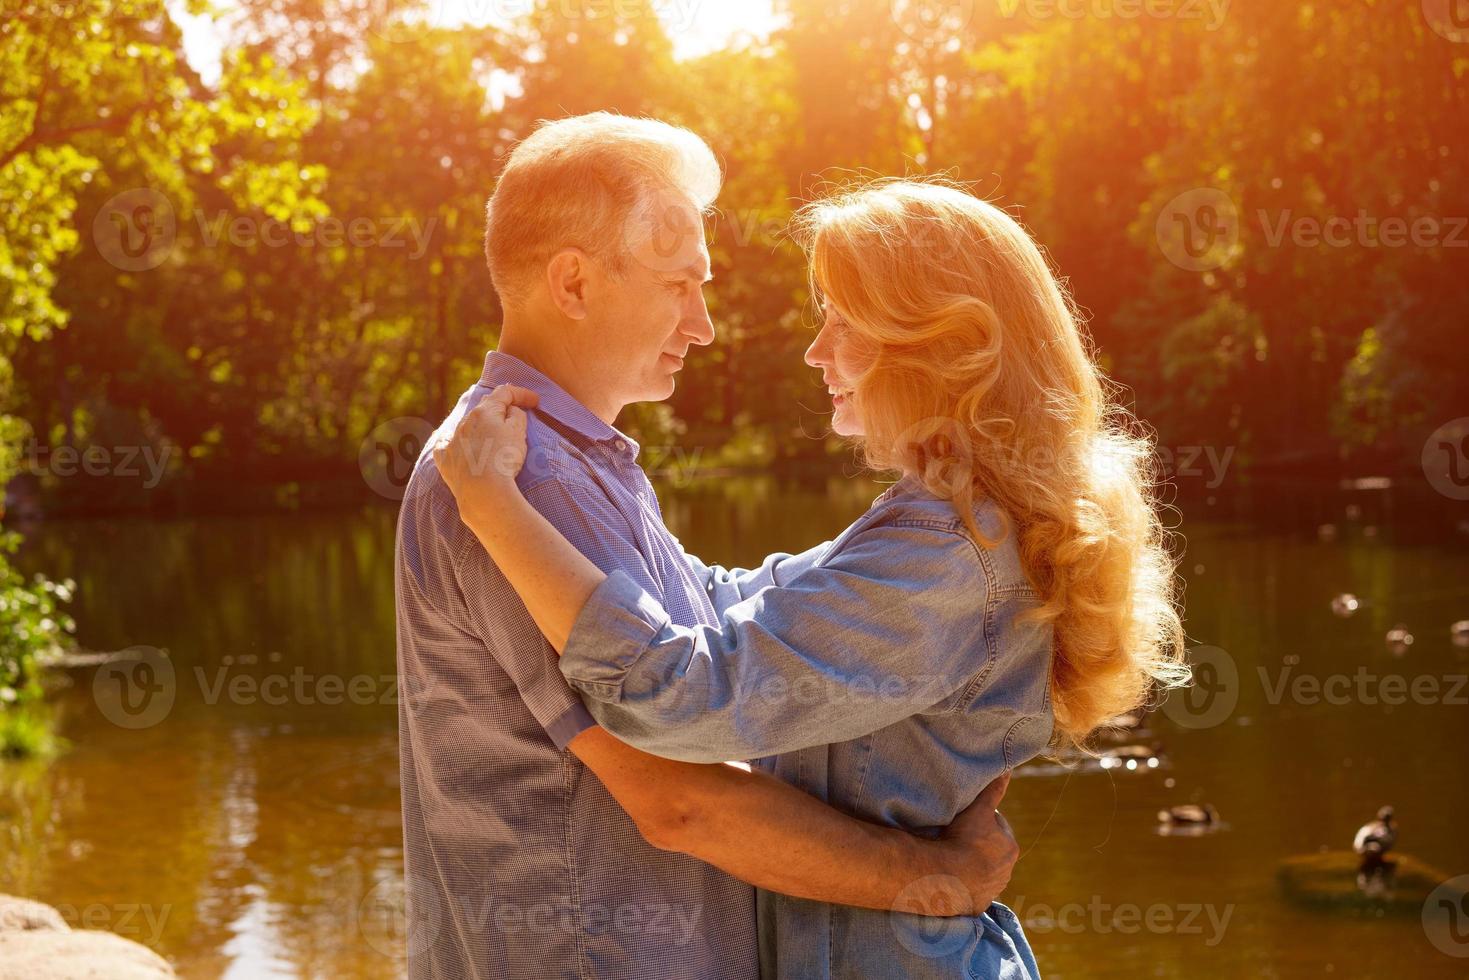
left=454, top=474, right=671, bottom=749
left=559, top=523, right=995, bottom=763
left=681, top=539, right=835, bottom=615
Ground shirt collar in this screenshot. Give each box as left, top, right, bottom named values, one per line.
left=478, top=351, right=641, bottom=460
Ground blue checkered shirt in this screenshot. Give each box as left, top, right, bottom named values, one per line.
left=395, top=351, right=758, bottom=979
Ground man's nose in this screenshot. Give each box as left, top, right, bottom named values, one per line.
left=682, top=293, right=716, bottom=346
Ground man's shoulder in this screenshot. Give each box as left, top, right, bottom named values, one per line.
left=517, top=413, right=620, bottom=499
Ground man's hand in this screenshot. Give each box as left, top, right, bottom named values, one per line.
left=896, top=772, right=1018, bottom=916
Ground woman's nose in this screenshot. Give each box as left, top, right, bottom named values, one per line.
left=804, top=328, right=829, bottom=368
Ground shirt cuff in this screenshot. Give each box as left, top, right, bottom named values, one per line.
left=559, top=569, right=670, bottom=703
left=542, top=699, right=597, bottom=751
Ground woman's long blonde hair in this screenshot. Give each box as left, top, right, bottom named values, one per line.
left=792, top=178, right=1189, bottom=746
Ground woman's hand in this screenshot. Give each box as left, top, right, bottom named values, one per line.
left=432, top=384, right=540, bottom=522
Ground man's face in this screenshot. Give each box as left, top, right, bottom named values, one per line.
left=585, top=191, right=715, bottom=407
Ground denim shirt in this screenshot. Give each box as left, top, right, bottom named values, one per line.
left=559, top=478, right=1055, bottom=979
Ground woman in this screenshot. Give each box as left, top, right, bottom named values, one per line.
left=434, top=178, right=1189, bottom=978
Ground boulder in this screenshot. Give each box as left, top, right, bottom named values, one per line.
left=1277, top=851, right=1460, bottom=914
left=0, top=895, right=175, bottom=980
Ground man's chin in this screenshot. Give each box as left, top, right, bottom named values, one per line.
left=631, top=375, right=678, bottom=404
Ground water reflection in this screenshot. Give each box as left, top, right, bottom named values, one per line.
left=3, top=476, right=1468, bottom=977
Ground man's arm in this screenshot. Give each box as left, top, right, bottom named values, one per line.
left=569, top=725, right=1017, bottom=916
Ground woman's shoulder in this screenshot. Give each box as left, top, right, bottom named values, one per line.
left=862, top=479, right=1033, bottom=593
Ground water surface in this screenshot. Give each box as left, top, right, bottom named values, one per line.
left=4, top=475, right=1467, bottom=977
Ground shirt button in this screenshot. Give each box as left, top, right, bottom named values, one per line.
left=614, top=440, right=627, bottom=452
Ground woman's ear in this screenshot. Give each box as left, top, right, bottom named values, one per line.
left=545, top=248, right=589, bottom=320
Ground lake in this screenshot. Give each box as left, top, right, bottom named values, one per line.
left=4, top=473, right=1468, bottom=978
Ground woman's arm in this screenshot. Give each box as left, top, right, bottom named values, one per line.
left=682, top=540, right=835, bottom=615
left=433, top=384, right=614, bottom=650
left=434, top=385, right=1010, bottom=764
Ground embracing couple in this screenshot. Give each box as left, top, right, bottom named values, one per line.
left=394, top=112, right=1187, bottom=979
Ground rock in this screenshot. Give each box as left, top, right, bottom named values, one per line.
left=0, top=895, right=175, bottom=980
left=0, top=895, right=69, bottom=932
left=1276, top=851, right=1459, bottom=914
left=0, top=930, right=175, bottom=979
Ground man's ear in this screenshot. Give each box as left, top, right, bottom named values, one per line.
left=545, top=248, right=590, bottom=320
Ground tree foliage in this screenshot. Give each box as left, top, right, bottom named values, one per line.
left=4, top=0, right=1467, bottom=513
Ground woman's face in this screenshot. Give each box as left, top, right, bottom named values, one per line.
left=804, top=302, right=871, bottom=437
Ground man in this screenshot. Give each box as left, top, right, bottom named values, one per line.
left=395, top=112, right=1017, bottom=979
